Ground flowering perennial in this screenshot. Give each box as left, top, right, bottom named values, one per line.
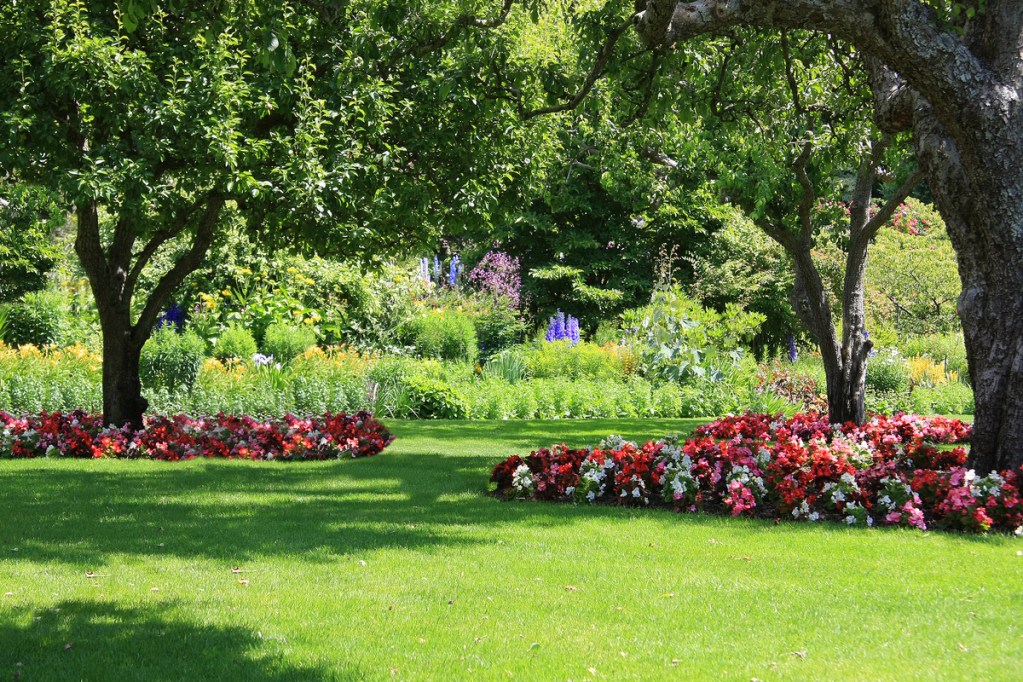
left=0, top=410, right=394, bottom=461
left=492, top=412, right=1023, bottom=534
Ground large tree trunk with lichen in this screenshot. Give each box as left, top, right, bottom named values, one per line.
left=635, top=0, right=1023, bottom=469
left=912, top=109, right=1023, bottom=473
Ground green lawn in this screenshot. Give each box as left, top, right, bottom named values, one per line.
left=1, top=419, right=1019, bottom=681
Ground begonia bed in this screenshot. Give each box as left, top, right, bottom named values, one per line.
left=492, top=412, right=1023, bottom=534
left=0, top=410, right=394, bottom=461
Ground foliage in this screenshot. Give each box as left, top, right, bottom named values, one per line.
left=524, top=340, right=629, bottom=382
left=261, top=322, right=317, bottom=364
left=866, top=210, right=961, bottom=335
left=0, top=183, right=62, bottom=303
left=212, top=324, right=258, bottom=363
left=687, top=212, right=798, bottom=354
left=140, top=327, right=206, bottom=391
left=2, top=290, right=68, bottom=347
left=0, top=342, right=101, bottom=414
left=866, top=348, right=910, bottom=394
left=618, top=287, right=764, bottom=383
left=408, top=310, right=478, bottom=364
left=402, top=376, right=469, bottom=420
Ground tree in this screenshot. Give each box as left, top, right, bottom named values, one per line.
left=687, top=31, right=923, bottom=424
left=0, top=1, right=539, bottom=427
left=630, top=0, right=1023, bottom=478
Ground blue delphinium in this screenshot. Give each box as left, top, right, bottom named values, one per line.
left=545, top=310, right=580, bottom=346
left=448, top=255, right=460, bottom=286
left=788, top=335, right=798, bottom=363
left=420, top=257, right=430, bottom=282
left=157, top=303, right=186, bottom=332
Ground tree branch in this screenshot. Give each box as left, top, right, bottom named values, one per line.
left=636, top=0, right=1003, bottom=144
left=791, top=141, right=815, bottom=246
left=862, top=168, right=925, bottom=241
left=524, top=13, right=641, bottom=119
left=123, top=200, right=204, bottom=302
left=132, top=196, right=225, bottom=341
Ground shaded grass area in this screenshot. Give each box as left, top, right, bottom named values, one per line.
left=0, top=418, right=1019, bottom=681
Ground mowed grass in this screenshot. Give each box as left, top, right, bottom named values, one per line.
left=1, top=418, right=1020, bottom=681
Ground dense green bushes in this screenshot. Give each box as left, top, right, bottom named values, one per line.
left=140, top=327, right=206, bottom=391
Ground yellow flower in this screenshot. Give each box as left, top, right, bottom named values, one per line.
left=221, top=289, right=232, bottom=297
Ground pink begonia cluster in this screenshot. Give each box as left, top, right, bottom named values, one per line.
left=492, top=412, right=1023, bottom=534
left=0, top=410, right=394, bottom=461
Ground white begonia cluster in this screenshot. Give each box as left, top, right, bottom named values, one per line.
left=511, top=464, right=534, bottom=496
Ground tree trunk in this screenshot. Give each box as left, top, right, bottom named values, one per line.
left=101, top=318, right=148, bottom=429
left=913, top=110, right=1023, bottom=472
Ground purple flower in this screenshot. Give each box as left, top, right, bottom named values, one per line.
left=466, top=250, right=521, bottom=308
left=788, top=336, right=798, bottom=363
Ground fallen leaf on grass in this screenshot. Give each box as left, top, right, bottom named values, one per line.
left=3, top=592, right=13, bottom=597
left=417, top=637, right=426, bottom=644
left=565, top=585, right=577, bottom=592
left=237, top=579, right=249, bottom=586
left=149, top=587, right=159, bottom=592
left=64, top=643, right=73, bottom=651
left=359, top=560, right=367, bottom=567
left=671, top=659, right=680, bottom=667
left=663, top=592, right=675, bottom=598
left=85, top=571, right=95, bottom=578
left=958, top=643, right=968, bottom=652
left=789, top=651, right=806, bottom=659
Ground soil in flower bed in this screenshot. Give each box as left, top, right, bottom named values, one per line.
left=492, top=412, right=1023, bottom=535
left=0, top=410, right=394, bottom=461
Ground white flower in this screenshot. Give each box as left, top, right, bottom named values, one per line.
left=964, top=469, right=977, bottom=484
left=586, top=491, right=596, bottom=502
left=866, top=516, right=874, bottom=527
left=844, top=515, right=857, bottom=525
left=808, top=512, right=821, bottom=522
left=833, top=490, right=846, bottom=503
left=1015, top=526, right=1023, bottom=537
left=840, top=472, right=856, bottom=486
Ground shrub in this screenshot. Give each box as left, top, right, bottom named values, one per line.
left=409, top=311, right=478, bottom=363
left=524, top=341, right=626, bottom=381
left=140, top=327, right=207, bottom=391
left=262, top=322, right=317, bottom=363
left=0, top=342, right=101, bottom=413
left=866, top=347, right=909, bottom=393
left=213, top=324, right=258, bottom=362
left=403, top=376, right=468, bottom=419
left=473, top=301, right=525, bottom=358
left=3, top=290, right=67, bottom=346
left=910, top=382, right=974, bottom=416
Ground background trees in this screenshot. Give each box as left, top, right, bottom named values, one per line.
left=0, top=0, right=547, bottom=427
left=631, top=0, right=1023, bottom=471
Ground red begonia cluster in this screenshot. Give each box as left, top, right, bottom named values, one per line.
left=0, top=410, right=394, bottom=461
left=492, top=412, right=1023, bottom=534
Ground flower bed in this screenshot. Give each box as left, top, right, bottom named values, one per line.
left=0, top=410, right=394, bottom=461
left=492, top=412, right=1023, bottom=534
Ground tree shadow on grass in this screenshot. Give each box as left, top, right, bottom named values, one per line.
left=0, top=449, right=635, bottom=568
left=0, top=599, right=354, bottom=681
